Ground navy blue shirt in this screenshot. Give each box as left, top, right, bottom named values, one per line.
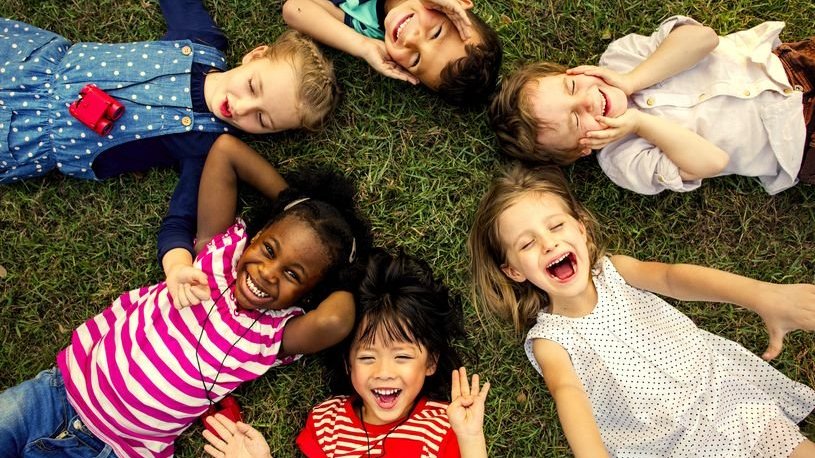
left=90, top=0, right=228, bottom=264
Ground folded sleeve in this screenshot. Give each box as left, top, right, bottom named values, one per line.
left=597, top=138, right=702, bottom=194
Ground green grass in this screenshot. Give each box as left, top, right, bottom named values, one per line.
left=1, top=0, right=814, bottom=456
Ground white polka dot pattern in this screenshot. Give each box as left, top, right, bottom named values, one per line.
left=524, top=257, right=815, bottom=457
left=0, top=18, right=230, bottom=182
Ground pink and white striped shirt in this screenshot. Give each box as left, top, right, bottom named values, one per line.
left=57, top=219, right=303, bottom=458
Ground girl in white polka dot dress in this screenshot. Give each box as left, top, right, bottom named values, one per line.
left=469, top=164, right=815, bottom=457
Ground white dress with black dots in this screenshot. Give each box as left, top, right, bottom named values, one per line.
left=524, top=257, right=815, bottom=457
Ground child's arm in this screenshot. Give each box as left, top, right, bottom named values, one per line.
left=587, top=110, right=730, bottom=181
left=282, top=0, right=419, bottom=84
left=202, top=414, right=272, bottom=458
left=162, top=135, right=288, bottom=307
left=533, top=340, right=610, bottom=458
left=447, top=367, right=490, bottom=458
left=279, top=290, right=356, bottom=357
left=569, top=24, right=719, bottom=97
left=611, top=254, right=815, bottom=360
left=195, top=135, right=288, bottom=250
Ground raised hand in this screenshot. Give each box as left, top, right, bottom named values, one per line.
left=360, top=38, right=420, bottom=85
left=166, top=264, right=210, bottom=309
left=419, top=0, right=472, bottom=40
left=567, top=65, right=634, bottom=96
left=447, top=367, right=490, bottom=439
left=580, top=109, right=641, bottom=150
left=752, top=283, right=815, bottom=361
left=202, top=414, right=272, bottom=458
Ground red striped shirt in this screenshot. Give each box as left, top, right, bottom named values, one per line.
left=297, top=396, right=460, bottom=457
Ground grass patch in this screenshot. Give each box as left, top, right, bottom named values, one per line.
left=1, top=0, right=814, bottom=456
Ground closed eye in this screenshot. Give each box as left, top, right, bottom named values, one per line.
left=521, top=239, right=534, bottom=250
left=411, top=53, right=420, bottom=68
left=248, top=77, right=255, bottom=94
left=284, top=269, right=300, bottom=283
left=551, top=223, right=564, bottom=231
left=432, top=26, right=442, bottom=39
left=258, top=112, right=266, bottom=129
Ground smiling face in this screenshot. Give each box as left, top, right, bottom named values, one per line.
left=204, top=47, right=302, bottom=134
left=497, top=192, right=595, bottom=312
left=234, top=215, right=329, bottom=310
left=349, top=327, right=436, bottom=425
left=528, top=73, right=628, bottom=156
left=383, top=0, right=477, bottom=89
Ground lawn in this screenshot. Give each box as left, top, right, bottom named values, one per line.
left=1, top=0, right=813, bottom=456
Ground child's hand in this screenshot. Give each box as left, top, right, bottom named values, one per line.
left=447, top=367, right=490, bottom=439
left=567, top=65, right=634, bottom=96
left=166, top=264, right=210, bottom=309
left=753, top=283, right=815, bottom=361
left=202, top=414, right=272, bottom=458
left=419, top=0, right=472, bottom=40
left=580, top=109, right=641, bottom=150
left=360, top=38, right=420, bottom=85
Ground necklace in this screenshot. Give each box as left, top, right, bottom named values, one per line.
left=194, top=280, right=266, bottom=406
left=357, top=400, right=418, bottom=457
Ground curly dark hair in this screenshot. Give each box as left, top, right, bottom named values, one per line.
left=324, top=249, right=465, bottom=402
left=436, top=11, right=503, bottom=107
left=247, top=166, right=373, bottom=310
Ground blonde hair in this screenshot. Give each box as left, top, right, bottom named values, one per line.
left=489, top=62, right=585, bottom=165
left=468, top=163, right=605, bottom=333
left=262, top=30, right=339, bottom=131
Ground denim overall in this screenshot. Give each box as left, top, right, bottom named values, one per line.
left=0, top=18, right=230, bottom=183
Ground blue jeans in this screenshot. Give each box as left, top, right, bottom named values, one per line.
left=0, top=368, right=116, bottom=458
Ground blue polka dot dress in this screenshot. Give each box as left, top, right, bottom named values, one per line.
left=525, top=257, right=815, bottom=457
left=0, top=18, right=229, bottom=182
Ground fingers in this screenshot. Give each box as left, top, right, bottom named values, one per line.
left=191, top=284, right=211, bottom=303
left=459, top=367, right=471, bottom=397
left=203, top=443, right=225, bottom=458
left=451, top=368, right=462, bottom=399
left=202, top=429, right=227, bottom=452
left=214, top=413, right=238, bottom=435
left=567, top=65, right=600, bottom=75
left=762, top=328, right=785, bottom=361
left=479, top=381, right=491, bottom=401
left=239, top=422, right=265, bottom=441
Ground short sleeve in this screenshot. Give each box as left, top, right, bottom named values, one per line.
left=296, top=412, right=330, bottom=458
left=597, top=138, right=702, bottom=194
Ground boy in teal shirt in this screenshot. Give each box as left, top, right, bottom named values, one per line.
left=283, top=0, right=502, bottom=106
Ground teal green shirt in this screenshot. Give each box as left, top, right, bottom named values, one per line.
left=331, top=0, right=386, bottom=39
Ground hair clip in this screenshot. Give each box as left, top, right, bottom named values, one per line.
left=284, top=197, right=311, bottom=211
left=348, top=237, right=357, bottom=263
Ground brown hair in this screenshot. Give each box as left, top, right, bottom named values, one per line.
left=436, top=11, right=502, bottom=107
left=262, top=30, right=340, bottom=131
left=489, top=62, right=584, bottom=165
left=468, top=163, right=604, bottom=333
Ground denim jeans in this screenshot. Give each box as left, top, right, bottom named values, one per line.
left=0, top=368, right=116, bottom=458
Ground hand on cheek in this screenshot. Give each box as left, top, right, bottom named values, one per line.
left=580, top=109, right=640, bottom=150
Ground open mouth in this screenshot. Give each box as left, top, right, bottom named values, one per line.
left=546, top=252, right=577, bottom=281
left=393, top=13, right=415, bottom=43
left=245, top=273, right=269, bottom=299
left=372, top=388, right=402, bottom=408
left=598, top=89, right=610, bottom=117
left=220, top=100, right=232, bottom=118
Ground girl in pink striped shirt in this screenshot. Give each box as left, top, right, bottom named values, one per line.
left=0, top=142, right=372, bottom=458
left=203, top=250, right=491, bottom=458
